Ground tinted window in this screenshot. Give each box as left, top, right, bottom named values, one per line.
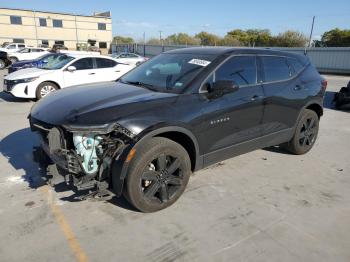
left=71, top=58, right=94, bottom=70
left=53, top=19, right=63, bottom=28
left=215, top=56, right=257, bottom=86
left=39, top=18, right=47, bottom=27
left=121, top=53, right=215, bottom=93
left=18, top=44, right=25, bottom=47
left=55, top=41, right=64, bottom=45
left=10, top=16, right=22, bottom=25
left=261, top=56, right=291, bottom=82
left=98, top=23, right=106, bottom=30
left=13, top=39, right=25, bottom=44
left=99, top=42, right=107, bottom=48
left=42, top=40, right=49, bottom=45
left=287, top=58, right=304, bottom=75
left=96, top=58, right=117, bottom=68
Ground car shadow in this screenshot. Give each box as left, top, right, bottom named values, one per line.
left=0, top=91, right=31, bottom=103
left=0, top=127, right=136, bottom=211
left=263, top=145, right=295, bottom=155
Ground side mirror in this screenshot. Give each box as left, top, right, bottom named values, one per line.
left=66, top=66, right=76, bottom=72
left=207, top=80, right=239, bottom=98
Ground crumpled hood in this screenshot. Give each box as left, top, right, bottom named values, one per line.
left=30, top=81, right=178, bottom=127
left=5, top=67, right=51, bottom=80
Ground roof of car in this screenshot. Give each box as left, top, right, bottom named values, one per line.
left=165, top=47, right=307, bottom=61
left=68, top=54, right=114, bottom=59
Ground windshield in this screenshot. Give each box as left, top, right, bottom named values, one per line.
left=41, top=54, right=74, bottom=70
left=120, top=53, right=216, bottom=93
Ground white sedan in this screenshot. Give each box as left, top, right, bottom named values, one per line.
left=112, top=53, right=148, bottom=66
left=4, top=54, right=135, bottom=99
left=8, top=47, right=49, bottom=63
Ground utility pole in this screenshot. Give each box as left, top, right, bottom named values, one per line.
left=159, top=30, right=163, bottom=45
left=143, top=32, right=146, bottom=44
left=308, top=16, right=315, bottom=48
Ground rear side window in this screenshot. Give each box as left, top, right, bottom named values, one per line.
left=215, top=56, right=257, bottom=86
left=71, top=58, right=94, bottom=70
left=287, top=58, right=304, bottom=75
left=261, top=56, right=291, bottom=82
left=95, top=58, right=117, bottom=68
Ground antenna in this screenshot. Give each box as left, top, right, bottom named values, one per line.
left=305, top=16, right=315, bottom=55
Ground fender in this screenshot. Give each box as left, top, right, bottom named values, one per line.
left=292, top=98, right=323, bottom=132
left=111, top=125, right=201, bottom=196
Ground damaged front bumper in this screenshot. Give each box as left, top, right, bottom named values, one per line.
left=30, top=117, right=136, bottom=199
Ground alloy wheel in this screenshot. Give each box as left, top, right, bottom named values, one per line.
left=298, top=116, right=317, bottom=148
left=40, top=85, right=56, bottom=97
left=141, top=154, right=183, bottom=204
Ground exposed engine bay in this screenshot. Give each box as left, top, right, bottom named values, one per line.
left=31, top=119, right=135, bottom=200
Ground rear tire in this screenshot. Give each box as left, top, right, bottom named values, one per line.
left=124, top=137, right=191, bottom=212
left=36, top=82, right=58, bottom=100
left=284, top=109, right=319, bottom=155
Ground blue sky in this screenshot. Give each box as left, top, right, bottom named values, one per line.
left=2, top=0, right=350, bottom=40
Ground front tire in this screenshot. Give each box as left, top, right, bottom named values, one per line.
left=36, top=82, right=58, bottom=100
left=124, top=137, right=191, bottom=212
left=284, top=109, right=319, bottom=155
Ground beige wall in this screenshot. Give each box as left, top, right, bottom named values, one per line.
left=0, top=8, right=112, bottom=53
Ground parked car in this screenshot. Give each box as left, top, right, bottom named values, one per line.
left=0, top=51, right=11, bottom=70
left=8, top=47, right=49, bottom=63
left=112, top=52, right=148, bottom=66
left=88, top=46, right=101, bottom=54
left=4, top=54, right=134, bottom=99
left=333, top=80, right=350, bottom=110
left=0, top=42, right=26, bottom=54
left=29, top=47, right=326, bottom=212
left=51, top=44, right=68, bottom=52
left=8, top=53, right=64, bottom=73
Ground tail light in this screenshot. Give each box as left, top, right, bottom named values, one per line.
left=321, top=79, right=328, bottom=90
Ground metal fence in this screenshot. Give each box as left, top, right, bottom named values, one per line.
left=111, top=44, right=350, bottom=74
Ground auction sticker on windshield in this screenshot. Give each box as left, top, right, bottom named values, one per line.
left=188, top=59, right=211, bottom=67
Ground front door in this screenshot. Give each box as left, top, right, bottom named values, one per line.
left=63, top=57, right=96, bottom=87
left=196, top=55, right=265, bottom=164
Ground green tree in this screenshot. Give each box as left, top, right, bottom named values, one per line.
left=321, top=28, right=350, bottom=47
left=165, top=33, right=200, bottom=45
left=273, top=30, right=308, bottom=47
left=112, top=36, right=134, bottom=44
left=226, top=29, right=272, bottom=46
left=195, top=31, right=221, bottom=46
left=218, top=35, right=241, bottom=46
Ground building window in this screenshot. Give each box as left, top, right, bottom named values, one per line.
left=54, top=40, right=64, bottom=45
left=10, top=16, right=22, bottom=25
left=99, top=42, right=107, bottom=49
left=13, top=38, right=25, bottom=43
left=41, top=40, right=49, bottom=45
left=53, top=19, right=63, bottom=28
left=98, top=23, right=106, bottom=30
left=39, top=18, right=47, bottom=27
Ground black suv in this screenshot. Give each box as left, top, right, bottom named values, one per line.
left=29, top=47, right=326, bottom=212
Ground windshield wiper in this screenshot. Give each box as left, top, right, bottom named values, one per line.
left=119, top=79, right=158, bottom=91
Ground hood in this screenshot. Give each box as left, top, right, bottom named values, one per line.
left=5, top=67, right=51, bottom=80
left=12, top=60, right=36, bottom=67
left=30, top=81, right=178, bottom=127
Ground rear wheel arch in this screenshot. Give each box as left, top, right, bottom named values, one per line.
left=306, top=103, right=323, bottom=118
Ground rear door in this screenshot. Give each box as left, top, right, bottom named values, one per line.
left=63, top=57, right=96, bottom=87
left=259, top=55, right=304, bottom=135
left=94, top=57, right=131, bottom=81
left=197, top=55, right=265, bottom=158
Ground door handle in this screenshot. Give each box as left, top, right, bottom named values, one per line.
left=89, top=72, right=96, bottom=75
left=294, top=84, right=304, bottom=91
left=250, top=95, right=263, bottom=101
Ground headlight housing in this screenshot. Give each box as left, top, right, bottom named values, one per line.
left=14, top=77, right=39, bottom=84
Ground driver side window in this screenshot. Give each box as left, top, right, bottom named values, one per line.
left=215, top=56, right=257, bottom=86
